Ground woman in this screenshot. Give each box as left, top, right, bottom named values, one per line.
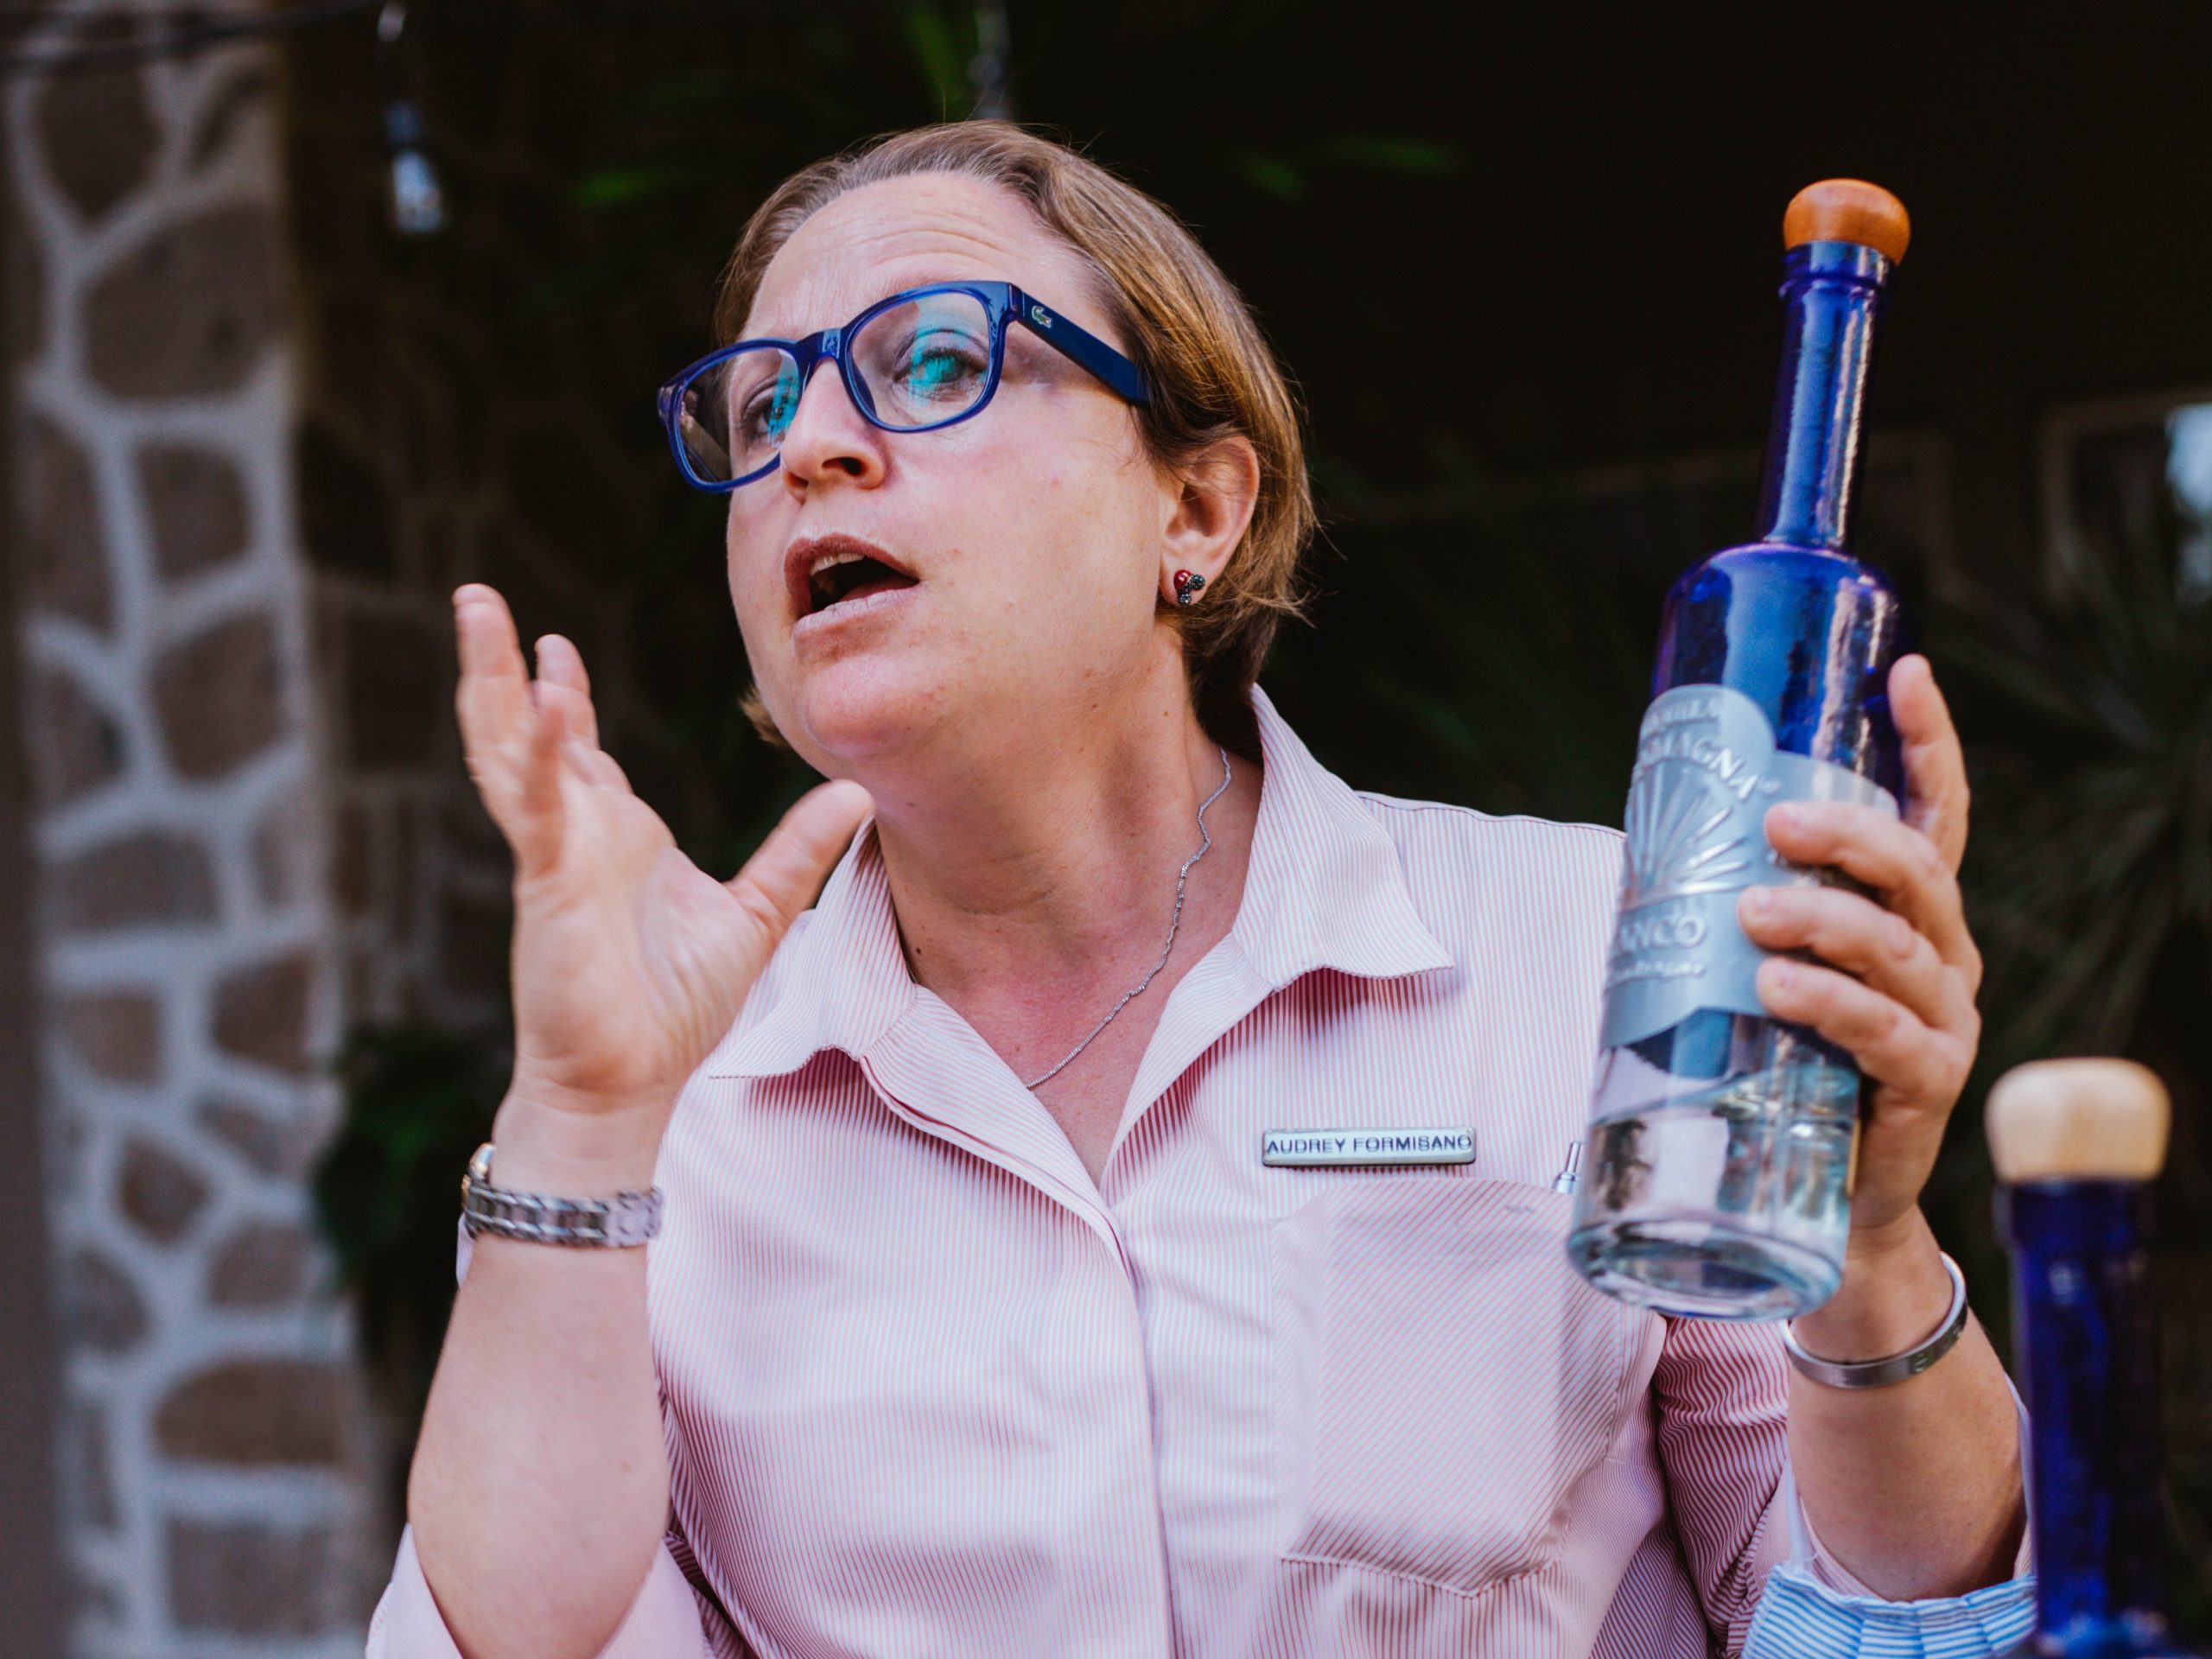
left=369, top=124, right=2031, bottom=1659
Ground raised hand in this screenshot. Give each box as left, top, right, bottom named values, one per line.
left=1736, top=652, right=1983, bottom=1242
left=452, top=583, right=871, bottom=1155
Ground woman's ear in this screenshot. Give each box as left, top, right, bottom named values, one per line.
left=1158, top=435, right=1261, bottom=605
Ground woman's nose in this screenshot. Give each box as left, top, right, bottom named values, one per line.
left=778, top=356, right=887, bottom=491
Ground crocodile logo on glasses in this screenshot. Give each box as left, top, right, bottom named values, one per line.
left=1031, top=304, right=1054, bottom=328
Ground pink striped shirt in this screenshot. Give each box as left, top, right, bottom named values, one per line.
left=368, top=688, right=2021, bottom=1659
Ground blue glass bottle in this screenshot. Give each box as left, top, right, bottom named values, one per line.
left=1989, top=1060, right=2197, bottom=1658
left=1567, top=182, right=1913, bottom=1319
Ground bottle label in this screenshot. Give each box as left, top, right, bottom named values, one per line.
left=1599, top=683, right=1898, bottom=1050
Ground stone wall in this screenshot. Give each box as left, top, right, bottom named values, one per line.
left=5, top=11, right=830, bottom=1645
left=3, top=7, right=375, bottom=1651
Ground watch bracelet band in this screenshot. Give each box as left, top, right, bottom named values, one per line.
left=1782, top=1249, right=1970, bottom=1389
left=459, top=1141, right=664, bottom=1248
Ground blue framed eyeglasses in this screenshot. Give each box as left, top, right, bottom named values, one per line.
left=657, top=279, right=1151, bottom=493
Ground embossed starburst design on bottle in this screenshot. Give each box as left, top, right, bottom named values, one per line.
left=1622, top=764, right=1752, bottom=906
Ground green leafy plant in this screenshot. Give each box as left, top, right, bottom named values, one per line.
left=1942, top=571, right=2212, bottom=1062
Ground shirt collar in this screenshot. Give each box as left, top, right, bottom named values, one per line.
left=1231, top=684, right=1452, bottom=987
left=704, top=684, right=1451, bottom=1081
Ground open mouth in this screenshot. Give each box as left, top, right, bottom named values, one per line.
left=808, top=551, right=915, bottom=614
left=790, top=536, right=921, bottom=620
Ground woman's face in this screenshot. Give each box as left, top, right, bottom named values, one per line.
left=725, top=173, right=1175, bottom=779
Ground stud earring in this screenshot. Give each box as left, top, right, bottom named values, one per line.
left=1173, top=569, right=1207, bottom=607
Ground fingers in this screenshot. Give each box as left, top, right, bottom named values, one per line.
left=535, top=632, right=628, bottom=791
left=535, top=633, right=601, bottom=750
left=1891, top=654, right=1971, bottom=872
left=1764, top=799, right=1979, bottom=982
left=454, top=587, right=530, bottom=802
left=528, top=635, right=637, bottom=795
left=455, top=587, right=635, bottom=849
left=724, top=780, right=874, bottom=947
left=1738, top=882, right=1968, bottom=1033
left=1755, top=956, right=1974, bottom=1108
left=512, top=680, right=567, bottom=874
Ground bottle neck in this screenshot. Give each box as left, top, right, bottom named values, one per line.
left=1756, top=241, right=1891, bottom=550
left=2005, top=1181, right=2171, bottom=1649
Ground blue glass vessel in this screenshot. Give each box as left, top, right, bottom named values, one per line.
left=1987, top=1060, right=2198, bottom=1658
left=2005, top=1182, right=2193, bottom=1656
left=1568, top=184, right=1913, bottom=1319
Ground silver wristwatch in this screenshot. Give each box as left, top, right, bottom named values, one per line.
left=459, top=1142, right=664, bottom=1248
left=1781, top=1250, right=1970, bottom=1389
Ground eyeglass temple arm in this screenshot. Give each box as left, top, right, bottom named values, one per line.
left=1007, top=285, right=1151, bottom=406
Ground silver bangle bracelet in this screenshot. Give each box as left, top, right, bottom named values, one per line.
left=1782, top=1250, right=1970, bottom=1389
left=459, top=1141, right=664, bottom=1249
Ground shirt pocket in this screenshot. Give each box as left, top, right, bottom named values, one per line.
left=1267, top=1176, right=1647, bottom=1595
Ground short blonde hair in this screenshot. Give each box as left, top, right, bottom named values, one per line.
left=715, top=121, right=1314, bottom=749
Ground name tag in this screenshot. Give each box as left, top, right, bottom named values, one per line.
left=1261, top=1127, right=1477, bottom=1167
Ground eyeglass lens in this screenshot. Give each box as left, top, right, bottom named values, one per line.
left=674, top=290, right=995, bottom=486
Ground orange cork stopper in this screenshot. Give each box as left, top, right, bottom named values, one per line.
left=1783, top=180, right=1911, bottom=264
left=1986, top=1058, right=2171, bottom=1185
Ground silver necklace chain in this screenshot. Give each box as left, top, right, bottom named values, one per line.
left=1022, top=746, right=1235, bottom=1090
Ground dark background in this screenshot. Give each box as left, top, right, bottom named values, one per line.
left=288, top=0, right=2212, bottom=1624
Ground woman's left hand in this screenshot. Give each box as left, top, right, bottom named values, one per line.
left=1736, top=652, right=1983, bottom=1245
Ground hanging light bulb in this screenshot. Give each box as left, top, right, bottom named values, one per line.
left=378, top=3, right=444, bottom=237
left=384, top=98, right=445, bottom=236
